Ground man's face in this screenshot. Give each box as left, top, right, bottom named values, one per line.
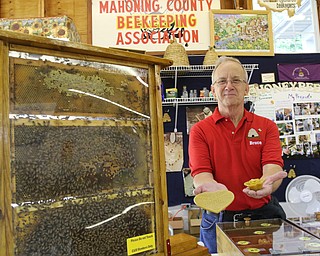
left=212, top=61, right=249, bottom=108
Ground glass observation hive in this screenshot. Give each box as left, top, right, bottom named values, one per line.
left=0, top=30, right=172, bottom=256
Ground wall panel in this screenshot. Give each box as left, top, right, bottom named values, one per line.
left=0, top=0, right=44, bottom=18
left=220, top=0, right=253, bottom=9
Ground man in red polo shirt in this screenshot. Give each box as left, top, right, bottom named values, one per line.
left=189, top=56, right=287, bottom=254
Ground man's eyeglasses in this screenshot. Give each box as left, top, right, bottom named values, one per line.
left=213, top=79, right=246, bottom=87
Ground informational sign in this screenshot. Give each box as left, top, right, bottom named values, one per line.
left=249, top=81, right=320, bottom=159
left=92, top=0, right=220, bottom=53
left=164, top=132, right=184, bottom=172
left=127, top=233, right=155, bottom=255
left=261, top=73, right=275, bottom=83
left=258, top=0, right=302, bottom=17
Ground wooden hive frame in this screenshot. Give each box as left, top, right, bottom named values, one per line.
left=0, top=29, right=172, bottom=256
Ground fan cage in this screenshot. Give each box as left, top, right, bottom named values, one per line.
left=285, top=175, right=320, bottom=217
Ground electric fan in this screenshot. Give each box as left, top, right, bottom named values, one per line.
left=285, top=175, right=320, bottom=216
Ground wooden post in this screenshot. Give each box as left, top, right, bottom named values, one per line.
left=0, top=40, right=14, bottom=256
left=317, top=0, right=320, bottom=39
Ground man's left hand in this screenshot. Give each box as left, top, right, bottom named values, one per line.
left=243, top=171, right=287, bottom=199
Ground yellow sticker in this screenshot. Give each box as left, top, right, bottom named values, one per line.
left=254, top=231, right=266, bottom=235
left=237, top=240, right=250, bottom=245
left=261, top=223, right=271, bottom=227
left=248, top=248, right=260, bottom=253
left=299, top=236, right=311, bottom=241
left=127, top=233, right=155, bottom=255
left=308, top=243, right=320, bottom=247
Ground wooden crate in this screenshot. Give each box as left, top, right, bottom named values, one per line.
left=170, top=233, right=209, bottom=256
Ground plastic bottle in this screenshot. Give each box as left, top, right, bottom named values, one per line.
left=193, top=89, right=197, bottom=98
left=182, top=86, right=188, bottom=98
left=203, top=87, right=209, bottom=97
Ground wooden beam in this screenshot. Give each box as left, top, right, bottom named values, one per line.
left=220, top=0, right=253, bottom=9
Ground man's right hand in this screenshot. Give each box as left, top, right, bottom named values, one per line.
left=193, top=182, right=228, bottom=195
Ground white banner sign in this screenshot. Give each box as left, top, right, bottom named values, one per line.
left=92, top=0, right=220, bottom=52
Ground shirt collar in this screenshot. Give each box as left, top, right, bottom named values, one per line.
left=211, top=108, right=253, bottom=124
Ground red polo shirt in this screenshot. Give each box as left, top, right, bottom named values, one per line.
left=189, top=108, right=283, bottom=211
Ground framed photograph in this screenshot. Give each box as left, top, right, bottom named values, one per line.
left=210, top=9, right=274, bottom=56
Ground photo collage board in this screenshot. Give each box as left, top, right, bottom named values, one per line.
left=250, top=83, right=320, bottom=159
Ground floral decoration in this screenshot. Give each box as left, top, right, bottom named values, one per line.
left=0, top=15, right=81, bottom=42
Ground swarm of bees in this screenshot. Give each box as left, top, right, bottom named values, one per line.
left=15, top=191, right=155, bottom=255
left=9, top=54, right=159, bottom=255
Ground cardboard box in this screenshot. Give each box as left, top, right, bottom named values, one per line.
left=169, top=217, right=184, bottom=234
left=188, top=208, right=202, bottom=235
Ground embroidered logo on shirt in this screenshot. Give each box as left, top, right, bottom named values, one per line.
left=247, top=128, right=262, bottom=145
left=249, top=141, right=262, bottom=145
left=247, top=128, right=260, bottom=138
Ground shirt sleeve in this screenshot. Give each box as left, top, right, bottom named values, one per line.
left=189, top=123, right=214, bottom=177
left=262, top=120, right=284, bottom=168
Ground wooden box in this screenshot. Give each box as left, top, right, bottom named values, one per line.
left=170, top=233, right=197, bottom=255
left=217, top=218, right=320, bottom=255
left=0, top=30, right=172, bottom=256
left=0, top=15, right=81, bottom=42
left=170, top=233, right=209, bottom=256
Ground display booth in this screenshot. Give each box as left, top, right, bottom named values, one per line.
left=163, top=54, right=320, bottom=207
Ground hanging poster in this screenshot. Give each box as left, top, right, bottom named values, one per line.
left=92, top=0, right=220, bottom=53
left=209, top=9, right=274, bottom=56
left=186, top=105, right=217, bottom=134
left=249, top=81, right=320, bottom=159
left=182, top=168, right=194, bottom=197
left=277, top=63, right=320, bottom=82
left=164, top=132, right=184, bottom=172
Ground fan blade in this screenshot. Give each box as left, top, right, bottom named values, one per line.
left=288, top=187, right=302, bottom=203
left=303, top=179, right=320, bottom=193
left=306, top=199, right=320, bottom=215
